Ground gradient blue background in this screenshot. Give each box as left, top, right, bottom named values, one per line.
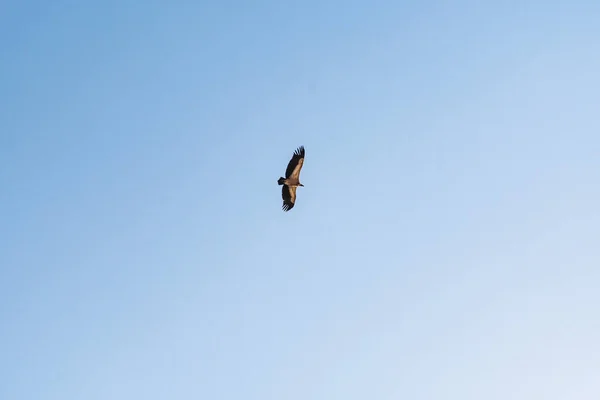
left=1, top=1, right=599, bottom=399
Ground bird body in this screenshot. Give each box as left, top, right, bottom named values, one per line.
left=277, top=177, right=303, bottom=187
left=277, top=146, right=305, bottom=211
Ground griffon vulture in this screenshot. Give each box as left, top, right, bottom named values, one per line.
left=277, top=146, right=305, bottom=211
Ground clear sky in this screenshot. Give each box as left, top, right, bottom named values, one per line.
left=1, top=1, right=599, bottom=399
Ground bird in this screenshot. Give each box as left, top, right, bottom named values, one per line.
left=277, top=146, right=305, bottom=211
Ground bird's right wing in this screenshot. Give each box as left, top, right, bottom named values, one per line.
left=281, top=185, right=297, bottom=211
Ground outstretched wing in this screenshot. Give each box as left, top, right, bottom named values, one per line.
left=281, top=185, right=297, bottom=212
left=285, top=146, right=305, bottom=179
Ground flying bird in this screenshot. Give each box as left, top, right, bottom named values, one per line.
left=277, top=146, right=305, bottom=211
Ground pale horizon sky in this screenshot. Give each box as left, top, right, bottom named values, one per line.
left=1, top=1, right=599, bottom=399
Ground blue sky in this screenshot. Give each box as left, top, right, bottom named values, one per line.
left=1, top=1, right=599, bottom=399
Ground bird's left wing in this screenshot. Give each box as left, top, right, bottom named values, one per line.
left=285, top=146, right=305, bottom=179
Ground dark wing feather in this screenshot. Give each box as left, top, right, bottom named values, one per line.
left=284, top=146, right=305, bottom=178
left=281, top=185, right=296, bottom=211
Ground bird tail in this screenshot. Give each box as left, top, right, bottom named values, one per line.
left=277, top=177, right=285, bottom=185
